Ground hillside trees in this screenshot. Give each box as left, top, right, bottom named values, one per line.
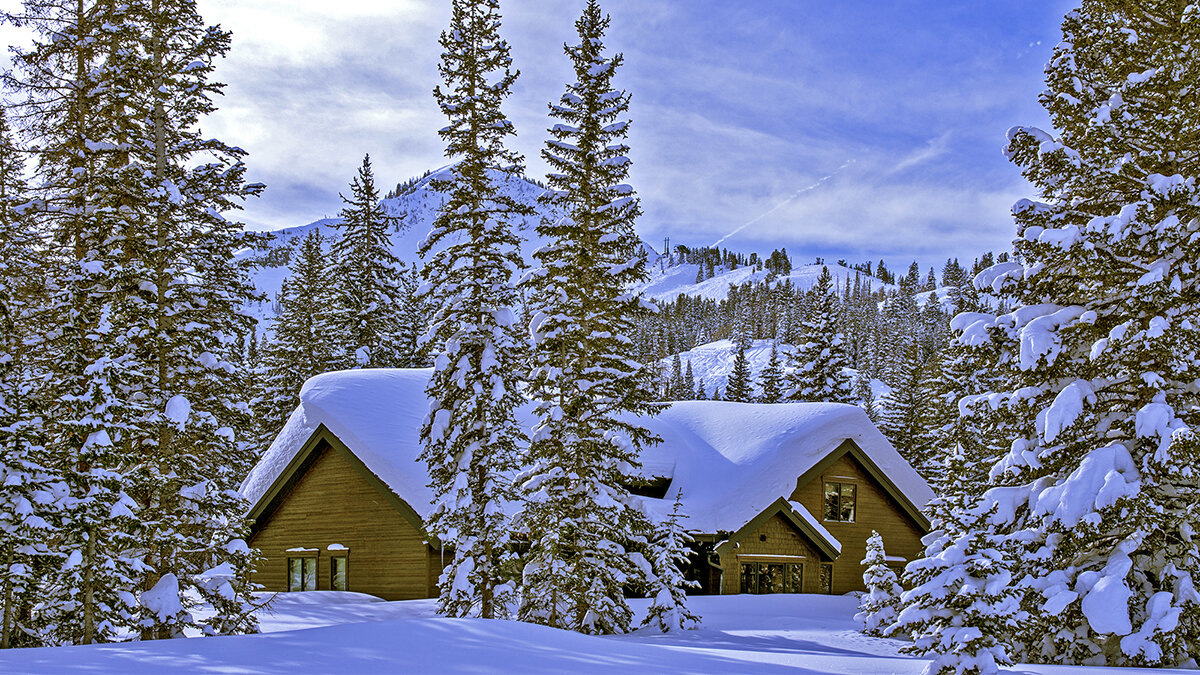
left=419, top=0, right=532, bottom=620
left=519, top=0, right=669, bottom=634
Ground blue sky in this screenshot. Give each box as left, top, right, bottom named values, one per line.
left=198, top=0, right=1075, bottom=268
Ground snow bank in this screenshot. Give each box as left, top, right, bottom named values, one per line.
left=242, top=369, right=933, bottom=534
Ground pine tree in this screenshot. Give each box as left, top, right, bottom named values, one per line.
left=0, top=109, right=61, bottom=648
left=420, top=0, right=532, bottom=620
left=5, top=0, right=149, bottom=644
left=682, top=360, right=696, bottom=400
left=519, top=0, right=661, bottom=635
left=787, top=267, right=853, bottom=403
left=329, top=154, right=408, bottom=368
left=258, top=229, right=336, bottom=443
left=895, top=453, right=1021, bottom=675
left=958, top=2, right=1200, bottom=665
left=725, top=333, right=754, bottom=403
left=641, top=492, right=700, bottom=632
left=757, top=343, right=785, bottom=403
left=394, top=264, right=431, bottom=368
left=120, top=0, right=264, bottom=638
left=878, top=339, right=937, bottom=479
left=855, top=531, right=903, bottom=638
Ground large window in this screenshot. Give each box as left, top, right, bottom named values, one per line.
left=739, top=562, right=803, bottom=594
left=819, top=563, right=833, bottom=594
left=331, top=556, right=348, bottom=591
left=288, top=557, right=317, bottom=592
left=823, top=482, right=857, bottom=522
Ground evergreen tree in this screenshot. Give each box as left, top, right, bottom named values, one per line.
left=420, top=0, right=532, bottom=620
left=394, top=264, right=431, bottom=368
left=640, top=492, right=700, bottom=633
left=329, top=154, right=408, bottom=368
left=895, top=453, right=1022, bottom=675
left=519, top=0, right=662, bottom=635
left=0, top=110, right=61, bottom=648
left=682, top=360, right=696, bottom=400
left=757, top=343, right=785, bottom=403
left=878, top=339, right=938, bottom=479
left=787, top=267, right=853, bottom=403
left=959, top=2, right=1200, bottom=665
left=725, top=332, right=754, bottom=403
left=6, top=0, right=149, bottom=644
left=258, top=230, right=336, bottom=443
left=855, top=531, right=903, bottom=638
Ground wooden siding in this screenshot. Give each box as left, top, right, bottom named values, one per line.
left=789, top=453, right=924, bottom=594
left=249, top=441, right=441, bottom=601
left=719, top=513, right=821, bottom=595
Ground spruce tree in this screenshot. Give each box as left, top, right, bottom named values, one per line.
left=787, top=267, right=853, bottom=403
left=519, top=0, right=663, bottom=634
left=757, top=343, right=785, bottom=403
left=6, top=0, right=147, bottom=644
left=895, top=453, right=1021, bottom=675
left=0, top=110, right=60, bottom=648
left=855, top=531, right=903, bottom=637
left=420, top=0, right=531, bottom=620
left=958, top=2, right=1200, bottom=665
left=329, top=154, right=408, bottom=368
left=641, top=492, right=700, bottom=633
left=258, top=229, right=336, bottom=443
left=725, top=332, right=754, bottom=403
left=878, top=339, right=938, bottom=479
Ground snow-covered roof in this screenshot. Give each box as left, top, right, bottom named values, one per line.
left=242, top=369, right=933, bottom=535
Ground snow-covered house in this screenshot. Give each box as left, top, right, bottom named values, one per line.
left=241, top=369, right=933, bottom=600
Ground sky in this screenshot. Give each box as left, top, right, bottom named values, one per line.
left=18, top=1, right=1079, bottom=268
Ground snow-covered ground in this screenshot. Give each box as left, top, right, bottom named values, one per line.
left=0, top=592, right=1187, bottom=674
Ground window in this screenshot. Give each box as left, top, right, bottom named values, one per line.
left=823, top=482, right=857, bottom=522
left=739, top=562, right=803, bottom=594
left=819, top=563, right=833, bottom=594
left=331, top=556, right=348, bottom=591
left=288, top=556, right=317, bottom=592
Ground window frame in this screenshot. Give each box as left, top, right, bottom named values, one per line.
left=738, top=562, right=804, bottom=594
left=823, top=481, right=858, bottom=523
left=330, top=554, right=349, bottom=592
left=287, top=554, right=318, bottom=592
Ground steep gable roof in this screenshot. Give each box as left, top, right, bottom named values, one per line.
left=241, top=369, right=934, bottom=534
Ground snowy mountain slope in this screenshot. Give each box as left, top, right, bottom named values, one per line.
left=241, top=167, right=893, bottom=325
left=639, top=260, right=892, bottom=304
left=242, top=167, right=556, bottom=323
left=661, top=339, right=890, bottom=403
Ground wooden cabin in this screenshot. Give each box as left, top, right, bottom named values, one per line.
left=241, top=369, right=932, bottom=600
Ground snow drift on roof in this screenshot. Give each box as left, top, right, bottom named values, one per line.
left=241, top=369, right=932, bottom=534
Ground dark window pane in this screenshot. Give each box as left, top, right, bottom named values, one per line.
left=819, top=564, right=833, bottom=594
left=786, top=564, right=803, bottom=593
left=331, top=557, right=347, bottom=591
left=824, top=483, right=839, bottom=520
left=740, top=563, right=757, bottom=594
left=288, top=558, right=302, bottom=592
left=840, top=485, right=856, bottom=522
left=303, top=557, right=317, bottom=591
left=765, top=564, right=784, bottom=594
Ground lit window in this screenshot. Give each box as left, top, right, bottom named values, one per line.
left=331, top=556, right=348, bottom=591
left=288, top=557, right=316, bottom=592
left=823, top=482, right=857, bottom=522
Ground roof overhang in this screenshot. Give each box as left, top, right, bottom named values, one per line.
left=246, top=423, right=440, bottom=549
left=714, top=497, right=842, bottom=562
left=796, top=439, right=931, bottom=532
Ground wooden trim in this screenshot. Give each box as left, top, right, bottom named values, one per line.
left=247, top=423, right=442, bottom=549
left=795, top=439, right=931, bottom=532
left=714, top=497, right=840, bottom=562
left=736, top=554, right=806, bottom=562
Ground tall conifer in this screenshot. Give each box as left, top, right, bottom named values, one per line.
left=519, top=0, right=664, bottom=634
left=420, top=0, right=532, bottom=620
